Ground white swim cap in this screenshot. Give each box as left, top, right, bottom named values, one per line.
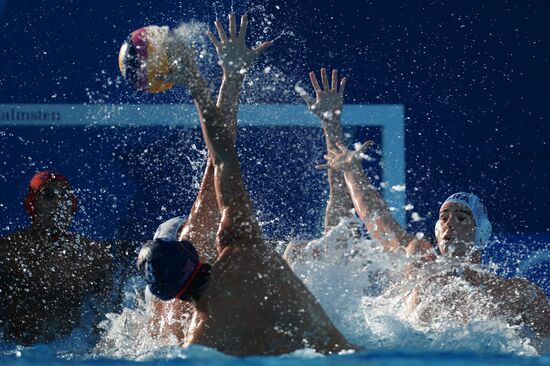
left=153, top=216, right=187, bottom=242
left=437, top=192, right=492, bottom=248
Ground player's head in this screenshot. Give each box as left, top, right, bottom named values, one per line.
left=137, top=217, right=211, bottom=302
left=435, top=192, right=491, bottom=258
left=24, top=171, right=77, bottom=231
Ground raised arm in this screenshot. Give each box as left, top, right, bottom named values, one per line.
left=168, top=13, right=271, bottom=251
left=166, top=14, right=268, bottom=258
left=300, top=69, right=355, bottom=233
left=209, top=14, right=254, bottom=127
left=163, top=29, right=218, bottom=261
left=323, top=142, right=430, bottom=254
left=200, top=17, right=271, bottom=251
left=178, top=14, right=250, bottom=260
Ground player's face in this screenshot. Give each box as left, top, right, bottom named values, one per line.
left=436, top=202, right=476, bottom=257
left=33, top=181, right=73, bottom=231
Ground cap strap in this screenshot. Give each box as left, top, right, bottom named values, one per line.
left=175, top=261, right=204, bottom=300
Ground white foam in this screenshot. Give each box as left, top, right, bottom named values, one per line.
left=287, top=219, right=542, bottom=356
left=94, top=220, right=545, bottom=359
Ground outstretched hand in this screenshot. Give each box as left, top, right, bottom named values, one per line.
left=207, top=13, right=272, bottom=78
left=316, top=140, right=374, bottom=172
left=300, top=68, right=347, bottom=121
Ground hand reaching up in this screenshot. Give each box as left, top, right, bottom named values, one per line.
left=317, top=140, right=374, bottom=172
left=207, top=13, right=272, bottom=79
left=300, top=68, right=347, bottom=122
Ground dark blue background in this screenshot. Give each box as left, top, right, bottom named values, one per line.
left=0, top=125, right=381, bottom=240
left=0, top=1, right=548, bottom=291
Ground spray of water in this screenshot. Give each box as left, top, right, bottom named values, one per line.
left=89, top=218, right=545, bottom=360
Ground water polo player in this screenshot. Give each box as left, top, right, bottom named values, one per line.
left=137, top=13, right=355, bottom=355
left=142, top=12, right=267, bottom=342
left=0, top=171, right=113, bottom=345
left=313, top=85, right=550, bottom=339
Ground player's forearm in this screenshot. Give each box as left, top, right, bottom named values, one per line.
left=195, top=101, right=236, bottom=167
left=318, top=111, right=354, bottom=231
left=321, top=115, right=344, bottom=151
left=200, top=127, right=255, bottom=225
left=344, top=167, right=386, bottom=221
left=324, top=168, right=355, bottom=232
left=189, top=74, right=216, bottom=115
left=216, top=73, right=244, bottom=141
left=344, top=166, right=410, bottom=249
left=217, top=73, right=244, bottom=111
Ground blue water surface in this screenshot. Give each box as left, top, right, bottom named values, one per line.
left=2, top=347, right=550, bottom=366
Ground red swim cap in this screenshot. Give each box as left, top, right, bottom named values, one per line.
left=24, top=171, right=78, bottom=219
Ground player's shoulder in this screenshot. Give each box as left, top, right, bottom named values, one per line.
left=73, top=234, right=112, bottom=261
left=506, top=277, right=546, bottom=300
left=0, top=228, right=33, bottom=248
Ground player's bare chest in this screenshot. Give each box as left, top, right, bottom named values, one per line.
left=9, top=242, right=92, bottom=292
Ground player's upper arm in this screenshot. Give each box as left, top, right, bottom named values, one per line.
left=510, top=278, right=550, bottom=338
left=216, top=205, right=263, bottom=251
left=525, top=286, right=550, bottom=337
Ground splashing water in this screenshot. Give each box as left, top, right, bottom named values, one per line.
left=288, top=220, right=543, bottom=356
left=84, top=219, right=545, bottom=362
left=2, top=3, right=548, bottom=363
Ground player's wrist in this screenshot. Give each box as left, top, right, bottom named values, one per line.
left=344, top=161, right=365, bottom=175
left=319, top=108, right=342, bottom=123
left=222, top=71, right=245, bottom=85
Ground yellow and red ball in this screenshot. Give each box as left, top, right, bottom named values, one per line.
left=118, top=26, right=174, bottom=93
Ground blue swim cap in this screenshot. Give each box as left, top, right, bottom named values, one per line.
left=137, top=216, right=206, bottom=301
left=137, top=239, right=203, bottom=301
left=439, top=192, right=492, bottom=248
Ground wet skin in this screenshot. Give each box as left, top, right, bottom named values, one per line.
left=315, top=105, right=550, bottom=341
left=149, top=13, right=356, bottom=355
left=435, top=202, right=477, bottom=258
left=0, top=182, right=112, bottom=345
left=408, top=203, right=550, bottom=339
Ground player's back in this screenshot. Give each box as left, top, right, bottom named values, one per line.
left=188, top=243, right=355, bottom=355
